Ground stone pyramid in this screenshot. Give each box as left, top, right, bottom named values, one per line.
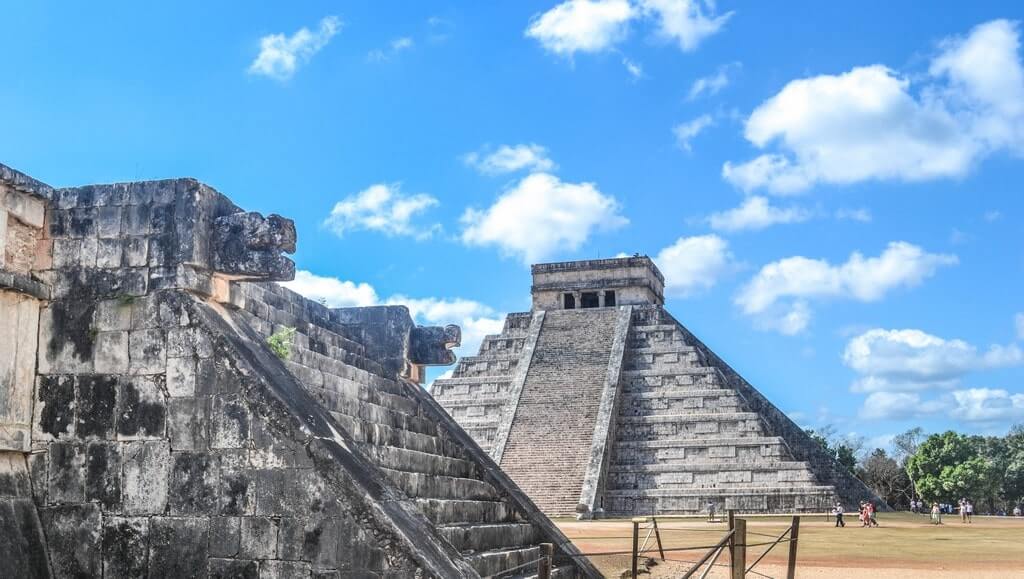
left=0, top=162, right=599, bottom=578
left=431, top=257, right=882, bottom=518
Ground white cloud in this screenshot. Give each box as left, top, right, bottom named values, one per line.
left=460, top=172, right=628, bottom=264
left=835, top=207, right=873, bottom=222
left=284, top=271, right=505, bottom=360
left=723, top=19, right=1024, bottom=194
left=248, top=16, right=341, bottom=81
left=525, top=0, right=636, bottom=57
left=843, top=328, right=1024, bottom=393
left=860, top=388, right=1024, bottom=423
left=323, top=184, right=440, bottom=240
left=1016, top=312, right=1024, bottom=340
left=673, top=114, right=713, bottom=151
left=949, top=388, right=1024, bottom=422
left=984, top=210, right=1002, bottom=222
left=639, top=0, right=733, bottom=52
left=688, top=62, right=739, bottom=100
left=283, top=270, right=379, bottom=307
left=655, top=234, right=735, bottom=297
left=622, top=56, right=644, bottom=79
left=463, top=144, right=556, bottom=175
left=736, top=242, right=957, bottom=334
left=369, top=36, right=414, bottom=61
left=707, top=196, right=812, bottom=232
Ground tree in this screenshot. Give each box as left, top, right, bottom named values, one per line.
left=857, top=449, right=913, bottom=508
left=892, top=427, right=925, bottom=499
left=907, top=431, right=994, bottom=504
left=805, top=426, right=861, bottom=476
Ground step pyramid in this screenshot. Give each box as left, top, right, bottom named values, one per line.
left=0, top=162, right=599, bottom=578
left=431, top=257, right=883, bottom=518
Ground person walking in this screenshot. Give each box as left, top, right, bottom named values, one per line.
left=931, top=502, right=942, bottom=524
left=966, top=500, right=973, bottom=523
left=867, top=501, right=878, bottom=527
left=834, top=502, right=845, bottom=527
left=707, top=500, right=717, bottom=523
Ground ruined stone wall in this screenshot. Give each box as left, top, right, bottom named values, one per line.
left=0, top=163, right=598, bottom=578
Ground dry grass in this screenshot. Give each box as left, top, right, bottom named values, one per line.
left=554, top=512, right=1024, bottom=578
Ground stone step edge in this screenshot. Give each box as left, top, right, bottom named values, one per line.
left=614, top=436, right=784, bottom=448
left=618, top=412, right=760, bottom=423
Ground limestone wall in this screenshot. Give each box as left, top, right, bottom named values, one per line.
left=0, top=162, right=598, bottom=578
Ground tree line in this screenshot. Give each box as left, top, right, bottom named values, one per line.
left=805, top=424, right=1024, bottom=513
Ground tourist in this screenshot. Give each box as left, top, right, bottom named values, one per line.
left=707, top=501, right=717, bottom=523
left=867, top=501, right=879, bottom=527
left=1014, top=505, right=1022, bottom=517
left=931, top=502, right=942, bottom=524
left=966, top=500, right=973, bottom=523
left=833, top=502, right=845, bottom=527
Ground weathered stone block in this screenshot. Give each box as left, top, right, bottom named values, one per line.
left=124, top=237, right=149, bottom=267
left=149, top=516, right=209, bottom=579
left=167, top=356, right=197, bottom=397
left=96, top=238, right=123, bottom=268
left=40, top=503, right=102, bottom=578
left=211, top=395, right=250, bottom=449
left=93, top=330, right=129, bottom=374
left=76, top=375, right=118, bottom=439
left=168, top=396, right=209, bottom=451
left=117, top=376, right=167, bottom=440
left=209, top=558, right=259, bottom=578
left=209, top=516, right=241, bottom=558
left=261, top=559, right=312, bottom=579
left=34, top=375, right=75, bottom=441
left=129, top=328, right=167, bottom=374
left=121, top=441, right=170, bottom=515
left=84, top=442, right=121, bottom=509
left=102, top=516, right=149, bottom=578
left=96, top=205, right=122, bottom=238
left=168, top=451, right=218, bottom=514
left=239, top=516, right=279, bottom=559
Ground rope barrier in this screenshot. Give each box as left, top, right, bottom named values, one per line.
left=568, top=538, right=794, bottom=558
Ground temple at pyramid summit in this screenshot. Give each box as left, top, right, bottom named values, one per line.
left=431, top=256, right=882, bottom=518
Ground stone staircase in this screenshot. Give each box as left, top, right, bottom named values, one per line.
left=602, top=307, right=835, bottom=515
left=236, top=284, right=584, bottom=578
left=499, top=308, right=622, bottom=516
left=431, top=313, right=532, bottom=454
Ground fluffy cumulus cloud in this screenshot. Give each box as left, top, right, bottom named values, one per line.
left=525, top=0, right=729, bottom=57
left=283, top=270, right=379, bottom=307
left=735, top=242, right=957, bottom=334
left=462, top=144, right=556, bottom=175
left=724, top=19, right=1024, bottom=194
left=283, top=271, right=505, bottom=360
left=673, top=114, right=713, bottom=151
left=707, top=196, right=812, bottom=232
left=525, top=0, right=636, bottom=56
left=654, top=234, right=735, bottom=297
left=860, top=388, right=1024, bottom=423
left=323, top=184, right=440, bottom=240
left=688, top=62, right=740, bottom=100
left=638, top=0, right=733, bottom=52
left=248, top=16, right=341, bottom=81
left=843, top=328, right=1024, bottom=393
left=460, top=172, right=628, bottom=264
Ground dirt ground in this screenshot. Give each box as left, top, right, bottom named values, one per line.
left=554, top=512, right=1024, bottom=578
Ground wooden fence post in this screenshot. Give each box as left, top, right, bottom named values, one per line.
left=786, top=516, right=800, bottom=579
left=731, top=518, right=746, bottom=579
left=727, top=510, right=736, bottom=576
left=652, top=517, right=665, bottom=561
left=538, top=542, right=552, bottom=579
left=631, top=519, right=640, bottom=579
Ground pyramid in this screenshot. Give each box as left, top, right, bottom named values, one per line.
left=431, top=257, right=882, bottom=518
left=0, top=162, right=599, bottom=578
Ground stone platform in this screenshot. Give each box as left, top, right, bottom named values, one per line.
left=431, top=257, right=883, bottom=518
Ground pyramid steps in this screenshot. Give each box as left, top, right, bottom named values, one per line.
left=237, top=283, right=591, bottom=577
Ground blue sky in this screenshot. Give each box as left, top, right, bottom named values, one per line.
left=4, top=1, right=1023, bottom=449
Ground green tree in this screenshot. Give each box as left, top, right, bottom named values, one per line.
left=908, top=431, right=994, bottom=504
left=892, top=427, right=925, bottom=499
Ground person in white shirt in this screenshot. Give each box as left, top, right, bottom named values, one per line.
left=833, top=502, right=845, bottom=527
